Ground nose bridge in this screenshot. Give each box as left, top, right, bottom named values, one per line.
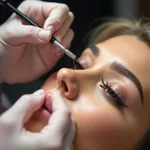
left=57, top=68, right=77, bottom=84
left=57, top=67, right=98, bottom=85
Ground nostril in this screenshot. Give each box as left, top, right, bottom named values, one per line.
left=57, top=68, right=78, bottom=100
left=61, top=81, right=68, bottom=92
left=60, top=80, right=78, bottom=100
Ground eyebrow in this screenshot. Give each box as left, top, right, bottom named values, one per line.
left=88, top=45, right=100, bottom=56
left=110, top=61, right=143, bottom=105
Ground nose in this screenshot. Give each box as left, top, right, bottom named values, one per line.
left=57, top=68, right=78, bottom=100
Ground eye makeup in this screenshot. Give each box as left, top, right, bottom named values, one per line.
left=72, top=44, right=98, bottom=70
left=78, top=58, right=89, bottom=69
left=73, top=55, right=90, bottom=70
left=72, top=59, right=84, bottom=70
left=110, top=61, right=143, bottom=105
left=100, top=78, right=128, bottom=108
left=88, top=45, right=100, bottom=56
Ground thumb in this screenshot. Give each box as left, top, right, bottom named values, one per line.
left=5, top=89, right=46, bottom=128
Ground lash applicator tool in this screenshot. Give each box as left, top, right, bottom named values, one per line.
left=0, top=0, right=83, bottom=68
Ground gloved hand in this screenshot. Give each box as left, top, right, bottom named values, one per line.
left=0, top=0, right=74, bottom=84
left=0, top=90, right=76, bottom=150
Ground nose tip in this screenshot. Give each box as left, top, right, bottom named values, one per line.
left=57, top=68, right=78, bottom=100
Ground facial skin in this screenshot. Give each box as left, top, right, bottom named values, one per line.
left=25, top=35, right=150, bottom=150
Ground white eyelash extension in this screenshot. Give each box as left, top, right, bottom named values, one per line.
left=73, top=59, right=77, bottom=70
left=78, top=59, right=87, bottom=66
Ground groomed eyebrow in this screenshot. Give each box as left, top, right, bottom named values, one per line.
left=110, top=61, right=143, bottom=105
left=88, top=45, right=100, bottom=56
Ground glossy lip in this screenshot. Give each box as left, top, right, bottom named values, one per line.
left=37, top=94, right=53, bottom=121
left=37, top=107, right=51, bottom=121
left=43, top=94, right=52, bottom=114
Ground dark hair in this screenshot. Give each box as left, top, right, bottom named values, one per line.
left=136, top=129, right=150, bottom=150
left=87, top=18, right=150, bottom=47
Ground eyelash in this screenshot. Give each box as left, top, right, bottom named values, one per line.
left=75, top=61, right=84, bottom=69
left=100, top=78, right=128, bottom=108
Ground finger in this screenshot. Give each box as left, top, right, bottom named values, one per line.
left=18, top=1, right=46, bottom=27
left=54, top=11, right=74, bottom=40
left=64, top=117, right=76, bottom=150
left=18, top=1, right=71, bottom=33
left=52, top=29, right=74, bottom=57
left=4, top=24, right=53, bottom=45
left=61, top=29, right=74, bottom=48
left=41, top=91, right=71, bottom=142
left=43, top=3, right=69, bottom=31
left=20, top=92, right=71, bottom=149
left=4, top=90, right=45, bottom=127
left=19, top=25, right=53, bottom=44
left=24, top=92, right=71, bottom=149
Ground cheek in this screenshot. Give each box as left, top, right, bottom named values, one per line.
left=68, top=94, right=123, bottom=137
left=75, top=104, right=121, bottom=136
left=42, top=72, right=57, bottom=91
left=72, top=102, right=133, bottom=149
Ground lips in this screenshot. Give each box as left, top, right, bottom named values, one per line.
left=43, top=93, right=52, bottom=114
left=36, top=93, right=52, bottom=121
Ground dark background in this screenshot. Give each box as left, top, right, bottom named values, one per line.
left=1, top=0, right=149, bottom=104
left=0, top=0, right=113, bottom=103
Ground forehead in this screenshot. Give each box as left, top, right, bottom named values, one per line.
left=96, top=35, right=150, bottom=74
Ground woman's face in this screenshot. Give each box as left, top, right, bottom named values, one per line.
left=26, top=35, right=150, bottom=150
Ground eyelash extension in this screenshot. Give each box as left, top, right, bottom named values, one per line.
left=100, top=78, right=128, bottom=108
left=73, top=60, right=84, bottom=70
left=73, top=59, right=77, bottom=70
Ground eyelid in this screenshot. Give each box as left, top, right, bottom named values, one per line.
left=78, top=58, right=89, bottom=69
left=109, top=83, right=126, bottom=102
